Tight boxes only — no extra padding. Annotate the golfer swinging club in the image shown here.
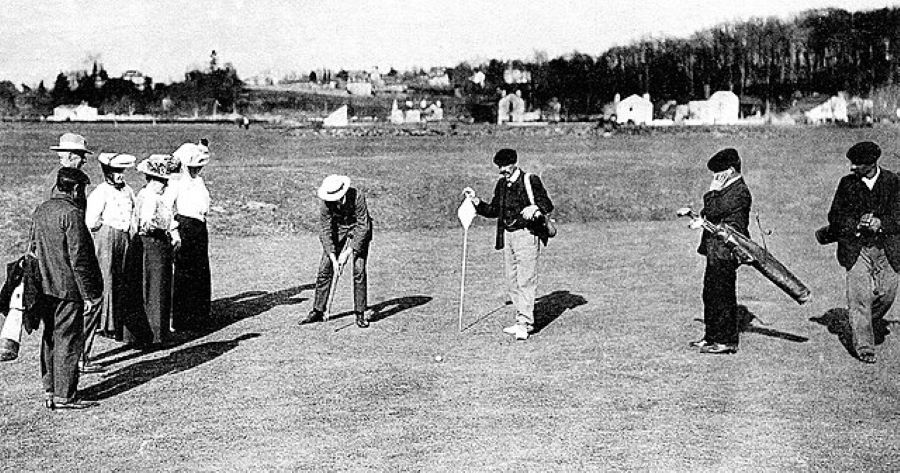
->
[463,149,553,340]
[301,175,373,328]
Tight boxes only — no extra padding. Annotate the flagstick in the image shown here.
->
[458,227,469,332]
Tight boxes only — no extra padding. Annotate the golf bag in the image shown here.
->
[680,209,811,305]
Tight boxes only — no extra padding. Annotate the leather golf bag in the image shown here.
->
[680,209,811,305]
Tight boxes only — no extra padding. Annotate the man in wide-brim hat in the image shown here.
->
[827,141,900,364]
[83,153,137,367]
[46,133,93,206]
[301,174,373,328]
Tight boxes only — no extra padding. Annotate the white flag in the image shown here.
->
[457,197,476,230]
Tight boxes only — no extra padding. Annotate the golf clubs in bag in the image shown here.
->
[677,207,811,305]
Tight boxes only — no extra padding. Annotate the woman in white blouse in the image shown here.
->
[171,142,211,331]
[84,153,135,352]
[124,155,180,346]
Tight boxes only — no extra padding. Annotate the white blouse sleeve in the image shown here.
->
[85,185,105,231]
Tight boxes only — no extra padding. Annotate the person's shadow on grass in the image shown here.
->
[736,305,808,343]
[93,284,313,365]
[81,333,260,401]
[809,307,896,357]
[329,295,433,323]
[532,290,587,334]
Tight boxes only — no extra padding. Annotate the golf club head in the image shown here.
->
[676,207,695,218]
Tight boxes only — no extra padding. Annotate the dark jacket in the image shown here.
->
[32,193,103,301]
[827,168,900,271]
[0,255,43,333]
[474,169,553,250]
[318,187,373,256]
[698,177,752,261]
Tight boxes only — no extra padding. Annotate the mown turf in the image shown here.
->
[1,123,900,471]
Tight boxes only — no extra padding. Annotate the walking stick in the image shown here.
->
[457,197,476,332]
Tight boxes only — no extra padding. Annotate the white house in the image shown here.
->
[48,102,98,122]
[707,91,739,124]
[686,91,739,125]
[497,91,526,124]
[805,95,848,123]
[615,94,652,125]
[346,82,373,96]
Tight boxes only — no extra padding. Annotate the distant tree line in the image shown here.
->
[1,51,243,118]
[449,7,900,117]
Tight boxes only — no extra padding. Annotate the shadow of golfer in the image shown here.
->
[809,308,855,355]
[532,290,587,334]
[80,333,260,401]
[330,295,433,323]
[736,305,808,343]
[93,284,313,365]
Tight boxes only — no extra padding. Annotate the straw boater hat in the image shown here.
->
[50,133,92,154]
[136,154,174,180]
[172,142,210,167]
[97,153,136,169]
[317,175,351,201]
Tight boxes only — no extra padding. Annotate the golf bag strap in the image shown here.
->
[524,172,536,207]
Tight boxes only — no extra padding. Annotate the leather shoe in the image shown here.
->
[52,399,99,411]
[858,352,876,364]
[688,339,710,348]
[355,311,369,328]
[299,310,324,325]
[700,343,737,354]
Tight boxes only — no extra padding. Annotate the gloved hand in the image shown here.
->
[688,218,703,230]
[521,204,541,221]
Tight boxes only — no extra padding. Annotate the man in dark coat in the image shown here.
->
[827,141,900,364]
[690,148,752,354]
[463,148,554,340]
[32,168,103,409]
[301,175,373,328]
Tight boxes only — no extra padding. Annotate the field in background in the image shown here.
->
[1,123,900,470]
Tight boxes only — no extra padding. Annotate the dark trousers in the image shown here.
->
[702,257,740,345]
[172,216,211,330]
[313,241,368,314]
[40,297,84,403]
[124,234,172,345]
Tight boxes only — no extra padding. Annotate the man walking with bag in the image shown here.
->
[463,149,554,340]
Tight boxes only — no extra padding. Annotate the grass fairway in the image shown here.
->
[1,123,900,470]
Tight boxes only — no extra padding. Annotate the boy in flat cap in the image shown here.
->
[690,148,752,354]
[463,148,554,340]
[826,141,900,364]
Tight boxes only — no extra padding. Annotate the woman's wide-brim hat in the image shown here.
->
[317,174,351,201]
[97,152,136,168]
[50,133,92,154]
[173,142,210,167]
[137,154,174,180]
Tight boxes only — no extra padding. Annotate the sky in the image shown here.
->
[2,0,898,87]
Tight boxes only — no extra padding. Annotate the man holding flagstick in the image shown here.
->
[463,149,554,340]
[301,175,373,328]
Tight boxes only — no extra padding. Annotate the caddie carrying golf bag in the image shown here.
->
[678,208,811,305]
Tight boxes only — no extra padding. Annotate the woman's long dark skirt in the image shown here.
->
[172,215,210,331]
[123,233,172,345]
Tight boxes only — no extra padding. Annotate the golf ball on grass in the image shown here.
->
[434,355,443,362]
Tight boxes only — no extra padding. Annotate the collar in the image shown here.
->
[506,168,521,185]
[862,166,880,190]
[721,174,743,189]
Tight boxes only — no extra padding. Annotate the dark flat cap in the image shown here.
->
[846,141,881,165]
[493,148,518,167]
[707,148,741,172]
